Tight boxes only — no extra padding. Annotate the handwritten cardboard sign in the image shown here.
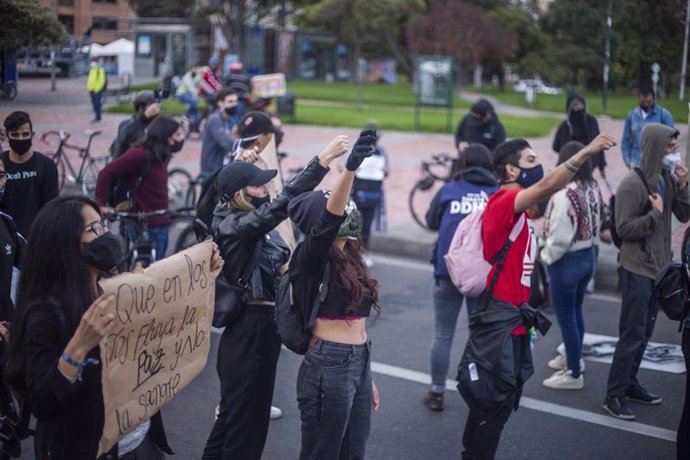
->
[250,73,287,98]
[97,241,218,455]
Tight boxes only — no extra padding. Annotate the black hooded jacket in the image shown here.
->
[454,110,506,152]
[552,93,606,171]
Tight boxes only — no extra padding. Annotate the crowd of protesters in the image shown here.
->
[0,78,689,460]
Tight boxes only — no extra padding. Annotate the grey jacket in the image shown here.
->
[616,123,690,279]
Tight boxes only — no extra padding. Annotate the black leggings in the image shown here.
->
[202,307,281,460]
[678,326,690,460]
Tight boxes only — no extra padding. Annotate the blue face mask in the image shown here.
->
[516,164,544,188]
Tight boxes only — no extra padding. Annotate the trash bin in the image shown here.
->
[277,91,295,121]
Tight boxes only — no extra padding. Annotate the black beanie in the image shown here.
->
[288,190,329,234]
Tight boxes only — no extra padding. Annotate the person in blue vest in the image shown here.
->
[423,143,499,411]
[621,86,674,168]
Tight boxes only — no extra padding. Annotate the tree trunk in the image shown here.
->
[473,64,483,88]
[383,30,412,77]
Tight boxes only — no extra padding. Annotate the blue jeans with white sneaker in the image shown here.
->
[547,248,594,378]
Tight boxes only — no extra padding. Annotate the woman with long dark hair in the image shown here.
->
[541,141,604,390]
[202,132,349,460]
[286,130,381,459]
[95,116,185,260]
[5,196,223,458]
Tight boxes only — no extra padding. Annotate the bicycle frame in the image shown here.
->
[42,130,101,185]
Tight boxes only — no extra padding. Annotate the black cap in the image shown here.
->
[237,111,276,141]
[471,100,492,118]
[134,90,155,110]
[217,161,277,201]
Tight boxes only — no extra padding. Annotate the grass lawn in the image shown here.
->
[473,86,690,123]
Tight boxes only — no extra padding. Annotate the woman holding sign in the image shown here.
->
[286,130,381,460]
[202,130,350,460]
[5,196,221,459]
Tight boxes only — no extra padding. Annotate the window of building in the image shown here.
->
[58,0,75,6]
[92,0,117,3]
[92,18,118,30]
[58,15,75,34]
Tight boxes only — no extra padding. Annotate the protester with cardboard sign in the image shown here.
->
[5,196,222,459]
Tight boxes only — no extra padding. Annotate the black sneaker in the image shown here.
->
[603,396,635,420]
[626,385,662,405]
[424,391,444,412]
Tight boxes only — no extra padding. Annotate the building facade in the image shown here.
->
[42,0,136,44]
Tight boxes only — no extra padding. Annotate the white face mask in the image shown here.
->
[662,152,682,171]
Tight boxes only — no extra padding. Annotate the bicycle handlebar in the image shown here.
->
[41,130,70,145]
[105,206,196,222]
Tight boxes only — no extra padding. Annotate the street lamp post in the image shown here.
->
[603,0,613,116]
[680,0,690,100]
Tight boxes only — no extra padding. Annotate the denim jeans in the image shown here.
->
[127,224,169,261]
[177,93,200,126]
[90,91,102,120]
[431,276,477,392]
[297,338,372,460]
[547,248,594,378]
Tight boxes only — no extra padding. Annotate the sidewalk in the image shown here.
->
[2,77,689,295]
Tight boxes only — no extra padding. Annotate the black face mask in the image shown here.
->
[224,106,237,116]
[170,140,184,153]
[250,195,270,209]
[9,138,32,155]
[83,233,124,273]
[640,104,653,113]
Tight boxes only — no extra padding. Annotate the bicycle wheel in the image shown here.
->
[53,155,66,191]
[174,221,198,253]
[408,176,443,230]
[80,160,100,198]
[168,167,192,209]
[185,180,199,207]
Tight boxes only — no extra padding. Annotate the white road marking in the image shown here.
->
[371,254,433,272]
[370,361,676,443]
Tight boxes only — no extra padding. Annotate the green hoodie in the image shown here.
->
[615,123,690,279]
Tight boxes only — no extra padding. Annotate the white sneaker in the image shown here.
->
[547,354,585,373]
[270,405,283,420]
[542,369,584,390]
[363,254,374,268]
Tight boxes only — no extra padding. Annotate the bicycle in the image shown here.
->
[168,167,202,208]
[41,130,108,197]
[408,153,456,229]
[106,207,197,270]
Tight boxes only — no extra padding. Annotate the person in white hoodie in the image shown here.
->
[541,141,604,390]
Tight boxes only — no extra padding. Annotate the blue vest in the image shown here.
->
[433,179,499,277]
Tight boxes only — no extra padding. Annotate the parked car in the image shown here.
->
[513,79,563,95]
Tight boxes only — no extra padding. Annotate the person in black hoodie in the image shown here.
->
[454,99,506,153]
[202,135,348,460]
[552,93,606,176]
[423,144,499,412]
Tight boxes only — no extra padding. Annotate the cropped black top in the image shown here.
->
[317,281,374,319]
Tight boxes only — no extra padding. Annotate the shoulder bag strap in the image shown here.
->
[306,261,331,329]
[485,213,526,300]
[131,152,153,210]
[633,167,653,196]
[237,238,263,289]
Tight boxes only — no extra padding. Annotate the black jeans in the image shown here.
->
[297,338,372,460]
[202,306,281,460]
[461,334,529,460]
[606,268,657,397]
[678,326,690,460]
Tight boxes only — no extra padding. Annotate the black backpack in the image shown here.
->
[276,261,331,355]
[652,262,690,331]
[107,152,152,210]
[609,168,653,248]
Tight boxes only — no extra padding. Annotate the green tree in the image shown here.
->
[0,0,68,48]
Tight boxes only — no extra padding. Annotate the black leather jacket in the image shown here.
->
[212,157,329,302]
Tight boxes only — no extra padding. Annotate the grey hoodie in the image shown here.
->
[616,123,690,279]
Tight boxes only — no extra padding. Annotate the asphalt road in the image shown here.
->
[16,253,684,460]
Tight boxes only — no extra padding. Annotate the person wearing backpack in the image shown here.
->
[285,130,381,460]
[201,135,349,460]
[95,117,185,260]
[603,124,690,421]
[540,141,604,390]
[423,144,498,411]
[458,133,615,460]
[110,90,162,160]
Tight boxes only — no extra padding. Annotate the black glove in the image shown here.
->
[346,129,376,171]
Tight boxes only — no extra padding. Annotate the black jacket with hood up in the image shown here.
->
[552,92,606,171]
